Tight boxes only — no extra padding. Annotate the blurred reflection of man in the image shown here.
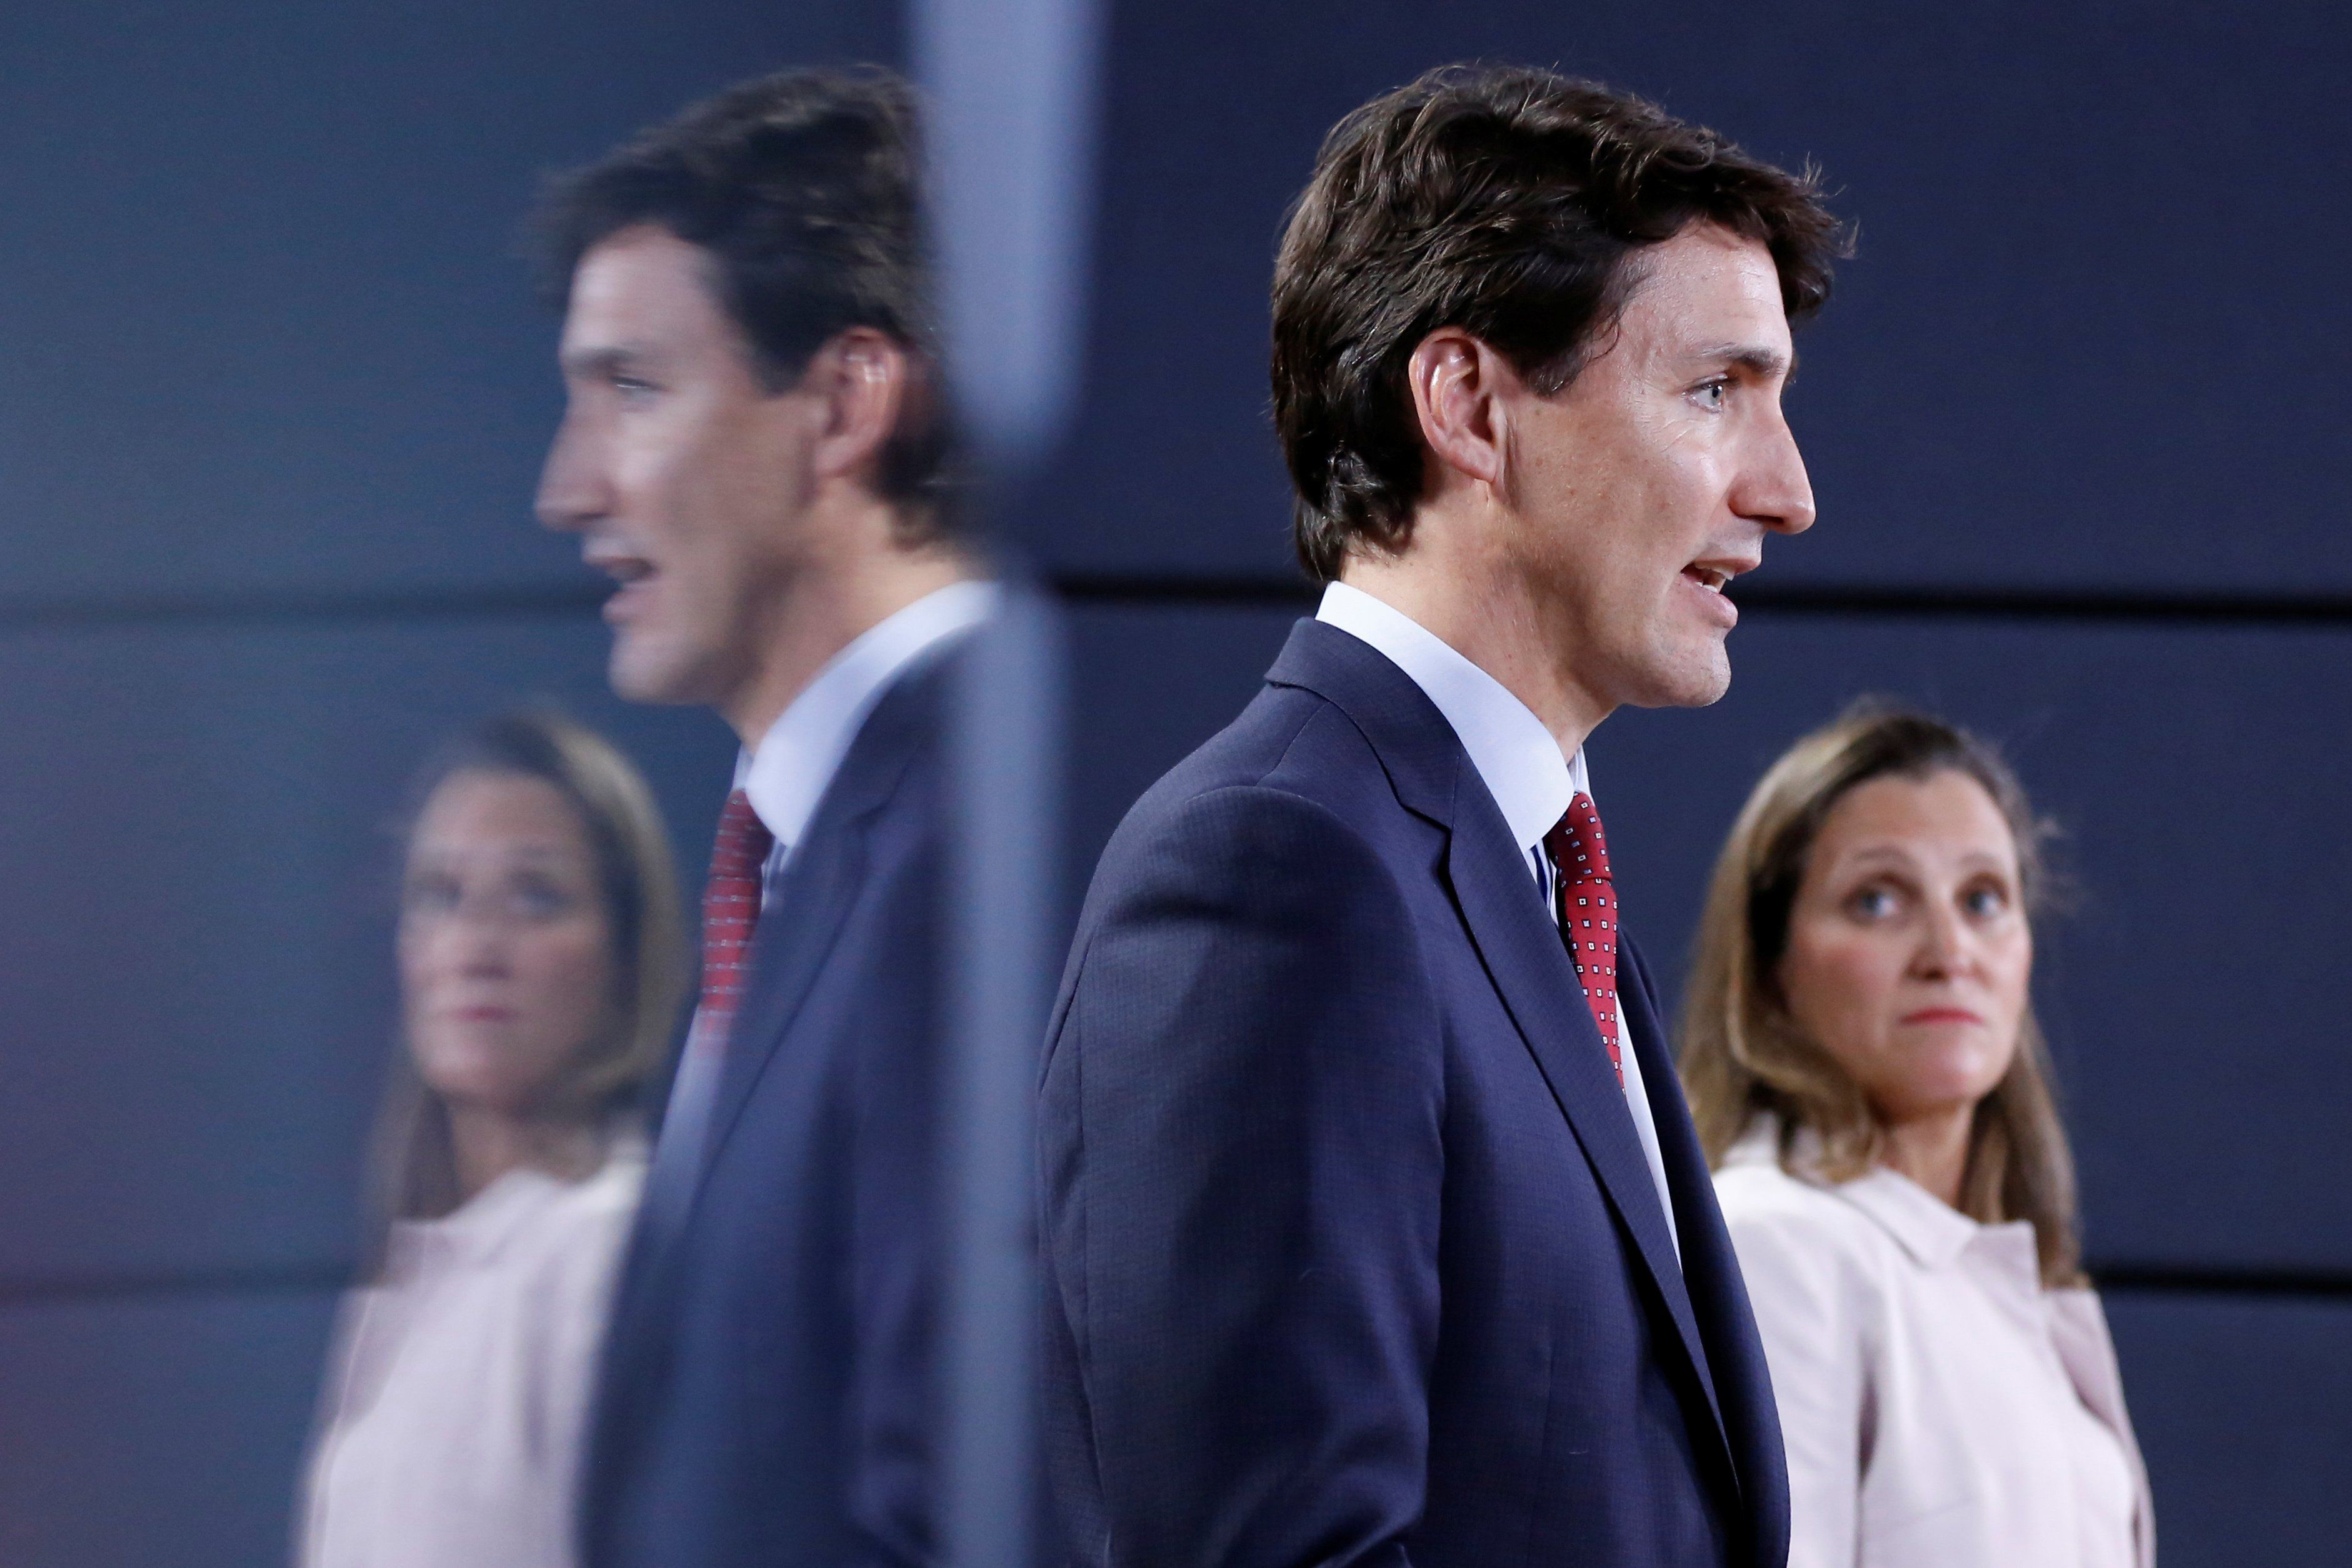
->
[1041,65,1844,1568]
[531,67,983,1568]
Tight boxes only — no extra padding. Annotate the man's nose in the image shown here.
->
[1737,416,1816,537]
[534,414,609,534]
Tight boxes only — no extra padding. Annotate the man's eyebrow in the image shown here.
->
[559,341,650,377]
[1696,342,1795,381]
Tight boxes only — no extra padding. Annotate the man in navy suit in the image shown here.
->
[1041,66,1846,1567]
[531,69,983,1568]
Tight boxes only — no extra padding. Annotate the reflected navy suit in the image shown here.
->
[583,649,956,1568]
[1039,620,1790,1568]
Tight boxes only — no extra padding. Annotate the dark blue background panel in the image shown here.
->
[0,609,731,1287]
[1590,611,2352,1278]
[1065,600,1298,890]
[2104,1289,2352,1566]
[1034,2,2352,595]
[0,1285,339,1568]
[0,1,894,606]
[8,1,2344,605]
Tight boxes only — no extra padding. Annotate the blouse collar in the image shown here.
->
[1729,1116,2039,1278]
[387,1139,644,1272]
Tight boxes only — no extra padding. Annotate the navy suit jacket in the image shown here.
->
[583,647,957,1568]
[1039,619,1789,1568]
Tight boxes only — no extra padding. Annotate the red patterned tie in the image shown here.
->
[1543,792,1622,1086]
[698,789,774,1045]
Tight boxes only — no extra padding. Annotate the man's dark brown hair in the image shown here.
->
[1272,64,1848,582]
[528,66,955,524]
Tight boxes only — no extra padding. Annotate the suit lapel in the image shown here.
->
[1615,937,1731,1437]
[679,646,941,1228]
[1444,800,1724,1434]
[1269,620,1736,1473]
[694,819,870,1187]
[591,825,872,1469]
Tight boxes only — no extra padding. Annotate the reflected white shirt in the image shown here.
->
[1714,1122,2153,1568]
[301,1149,644,1568]
[738,578,999,875]
[1314,581,1678,1258]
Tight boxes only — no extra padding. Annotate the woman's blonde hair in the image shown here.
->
[373,711,688,1229]
[1677,702,2084,1286]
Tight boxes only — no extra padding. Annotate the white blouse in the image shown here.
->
[1714,1122,2153,1568]
[299,1147,644,1568]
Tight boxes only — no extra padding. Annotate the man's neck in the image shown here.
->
[723,546,969,749]
[1339,547,1611,765]
[719,496,969,752]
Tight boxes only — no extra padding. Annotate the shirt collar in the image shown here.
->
[737,579,997,852]
[1731,1114,2026,1274]
[1315,581,1582,853]
[1834,1163,1993,1271]
[388,1141,646,1272]
[389,1165,569,1271]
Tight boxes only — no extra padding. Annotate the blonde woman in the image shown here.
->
[301,712,686,1568]
[1679,706,2152,1568]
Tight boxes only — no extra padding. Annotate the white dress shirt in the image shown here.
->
[301,1147,645,1568]
[651,579,997,1196]
[1714,1121,2153,1568]
[736,579,999,874]
[1315,581,1678,1257]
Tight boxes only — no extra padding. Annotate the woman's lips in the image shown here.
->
[1899,1006,1983,1026]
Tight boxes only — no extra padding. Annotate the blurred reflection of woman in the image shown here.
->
[1679,706,2153,1568]
[301,712,686,1568]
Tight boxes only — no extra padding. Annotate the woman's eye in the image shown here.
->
[1847,884,1898,920]
[403,876,461,916]
[1961,884,2009,919]
[509,877,577,919]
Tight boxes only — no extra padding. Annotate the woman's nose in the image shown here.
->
[1911,906,1967,977]
[442,907,517,973]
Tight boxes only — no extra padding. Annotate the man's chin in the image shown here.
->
[609,639,710,707]
[1625,642,1732,711]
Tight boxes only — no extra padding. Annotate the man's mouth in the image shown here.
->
[1679,556,1756,629]
[586,551,657,622]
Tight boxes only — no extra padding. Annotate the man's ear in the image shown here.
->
[1406,327,1515,490]
[804,327,911,485]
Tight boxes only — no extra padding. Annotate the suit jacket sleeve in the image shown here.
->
[1044,784,1444,1568]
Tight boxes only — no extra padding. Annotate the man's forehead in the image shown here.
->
[1621,224,1793,356]
[561,224,728,351]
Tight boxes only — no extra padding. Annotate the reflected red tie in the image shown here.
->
[699,789,774,1046]
[1543,792,1622,1087]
